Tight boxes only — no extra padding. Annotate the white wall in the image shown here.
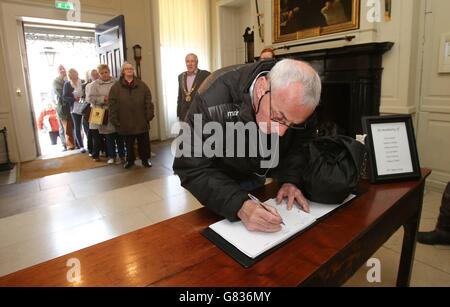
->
[216,0,252,67]
[416,0,450,191]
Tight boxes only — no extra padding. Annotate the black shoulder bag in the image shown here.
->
[301,135,366,204]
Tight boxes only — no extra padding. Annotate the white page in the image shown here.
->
[307,194,356,219]
[209,203,316,259]
[265,194,355,220]
[209,194,356,259]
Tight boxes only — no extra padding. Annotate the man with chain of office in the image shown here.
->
[177,53,211,121]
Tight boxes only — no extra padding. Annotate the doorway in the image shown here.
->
[23,21,98,159]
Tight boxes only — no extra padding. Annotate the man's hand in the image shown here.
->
[237,200,283,233]
[276,183,309,212]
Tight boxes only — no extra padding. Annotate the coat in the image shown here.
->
[109,77,154,136]
[177,69,211,120]
[52,77,70,120]
[37,108,59,132]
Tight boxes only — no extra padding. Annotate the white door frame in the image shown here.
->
[0,1,115,162]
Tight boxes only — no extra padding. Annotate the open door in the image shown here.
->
[95,15,127,79]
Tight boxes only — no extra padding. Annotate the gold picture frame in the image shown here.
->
[273,0,360,43]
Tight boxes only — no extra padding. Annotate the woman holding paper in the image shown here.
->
[88,64,125,163]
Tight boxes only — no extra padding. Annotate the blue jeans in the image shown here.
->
[105,133,125,159]
[71,113,84,149]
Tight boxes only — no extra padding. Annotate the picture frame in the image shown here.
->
[362,115,421,183]
[273,0,360,43]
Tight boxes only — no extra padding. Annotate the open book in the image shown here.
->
[208,195,356,259]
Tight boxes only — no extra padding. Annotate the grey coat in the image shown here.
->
[109,77,154,136]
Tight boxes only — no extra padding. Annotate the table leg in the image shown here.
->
[396,186,424,287]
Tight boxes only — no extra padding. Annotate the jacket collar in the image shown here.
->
[120,77,138,88]
[98,78,115,85]
[239,59,277,124]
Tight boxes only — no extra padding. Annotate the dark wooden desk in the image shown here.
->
[0,169,431,287]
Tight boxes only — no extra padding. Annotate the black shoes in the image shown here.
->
[142,160,152,168]
[417,230,450,245]
[123,162,135,169]
[124,161,152,169]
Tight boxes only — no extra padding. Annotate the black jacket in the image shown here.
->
[177,69,211,120]
[173,60,317,221]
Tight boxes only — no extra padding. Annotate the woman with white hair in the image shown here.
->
[109,62,155,169]
[88,64,124,164]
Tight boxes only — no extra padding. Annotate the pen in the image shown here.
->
[248,193,285,226]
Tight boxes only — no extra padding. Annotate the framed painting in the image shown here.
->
[273,0,360,43]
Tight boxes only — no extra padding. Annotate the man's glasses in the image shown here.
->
[255,83,309,131]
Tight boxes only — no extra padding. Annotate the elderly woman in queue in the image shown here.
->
[109,62,155,169]
[88,64,125,164]
[63,68,85,153]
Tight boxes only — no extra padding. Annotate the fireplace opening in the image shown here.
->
[317,82,351,137]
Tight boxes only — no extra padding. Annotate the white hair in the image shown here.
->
[186,53,198,63]
[267,59,321,108]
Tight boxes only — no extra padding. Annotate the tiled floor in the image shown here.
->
[345,189,450,286]
[0,141,449,285]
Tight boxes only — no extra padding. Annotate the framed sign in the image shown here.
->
[273,0,360,43]
[362,115,421,183]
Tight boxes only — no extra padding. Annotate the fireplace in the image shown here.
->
[286,42,394,137]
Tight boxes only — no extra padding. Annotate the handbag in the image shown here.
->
[89,107,109,125]
[72,99,89,115]
[300,135,366,204]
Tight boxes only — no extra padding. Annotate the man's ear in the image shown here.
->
[256,76,268,98]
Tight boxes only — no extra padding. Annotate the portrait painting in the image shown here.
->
[274,0,360,43]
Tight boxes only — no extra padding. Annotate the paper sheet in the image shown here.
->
[209,194,356,259]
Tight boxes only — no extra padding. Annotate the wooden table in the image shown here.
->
[0,169,431,287]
